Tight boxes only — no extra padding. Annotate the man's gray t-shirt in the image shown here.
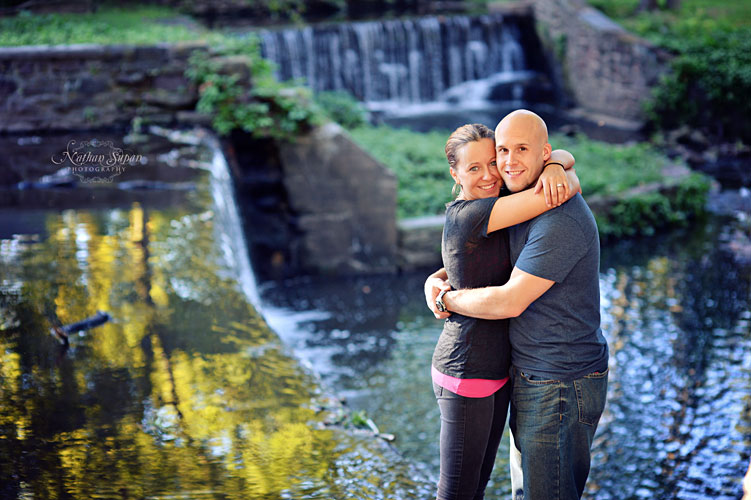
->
[508,193,609,381]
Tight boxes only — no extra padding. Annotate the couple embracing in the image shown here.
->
[424,110,609,500]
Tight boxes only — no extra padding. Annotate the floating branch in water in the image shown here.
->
[49,310,111,346]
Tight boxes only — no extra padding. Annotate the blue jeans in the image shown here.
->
[509,367,608,500]
[433,382,510,500]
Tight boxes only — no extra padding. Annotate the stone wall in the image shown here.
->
[224,124,398,279]
[0,43,205,133]
[511,0,671,124]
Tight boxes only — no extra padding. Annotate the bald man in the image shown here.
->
[425,110,609,500]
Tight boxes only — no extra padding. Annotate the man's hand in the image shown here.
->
[425,274,451,319]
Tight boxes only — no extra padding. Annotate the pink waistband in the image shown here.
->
[431,365,508,398]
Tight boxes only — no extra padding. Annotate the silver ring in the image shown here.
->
[556,183,564,188]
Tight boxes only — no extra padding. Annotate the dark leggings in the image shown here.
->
[434,382,511,500]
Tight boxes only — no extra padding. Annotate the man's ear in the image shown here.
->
[542,142,552,162]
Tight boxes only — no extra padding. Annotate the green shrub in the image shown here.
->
[644,27,751,143]
[595,173,710,239]
[314,91,368,129]
[185,37,323,140]
[587,1,751,144]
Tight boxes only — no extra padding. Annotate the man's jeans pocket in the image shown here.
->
[574,369,609,426]
[519,372,558,384]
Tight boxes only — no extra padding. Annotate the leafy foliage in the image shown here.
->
[314,91,369,129]
[588,0,751,143]
[185,37,323,139]
[595,173,711,239]
[644,27,751,142]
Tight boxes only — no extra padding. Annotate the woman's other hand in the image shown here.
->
[535,163,569,207]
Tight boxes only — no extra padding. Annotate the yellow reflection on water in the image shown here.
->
[0,203,342,498]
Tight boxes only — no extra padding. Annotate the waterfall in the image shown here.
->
[258,14,537,109]
[203,131,262,310]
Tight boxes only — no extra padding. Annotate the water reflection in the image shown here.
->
[260,217,751,499]
[0,130,434,499]
[593,220,751,500]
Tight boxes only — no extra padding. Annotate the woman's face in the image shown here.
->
[451,138,501,200]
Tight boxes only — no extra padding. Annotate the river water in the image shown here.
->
[258,216,751,499]
[0,129,433,499]
[0,128,749,499]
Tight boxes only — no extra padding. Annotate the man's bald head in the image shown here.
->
[495,109,549,147]
[494,109,552,193]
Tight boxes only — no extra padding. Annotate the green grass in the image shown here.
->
[588,0,751,29]
[0,6,209,47]
[550,133,667,196]
[349,125,672,219]
[587,0,751,52]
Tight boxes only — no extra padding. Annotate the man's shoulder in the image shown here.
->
[528,194,589,222]
[527,195,597,236]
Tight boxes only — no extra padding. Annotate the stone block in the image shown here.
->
[152,73,191,93]
[142,88,197,110]
[397,216,444,270]
[76,75,111,94]
[116,72,147,86]
[133,45,171,64]
[276,122,398,275]
[176,110,214,126]
[169,42,209,60]
[0,78,18,99]
[531,0,668,122]
[297,212,355,271]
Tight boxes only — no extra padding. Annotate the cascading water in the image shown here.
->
[258,14,549,116]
